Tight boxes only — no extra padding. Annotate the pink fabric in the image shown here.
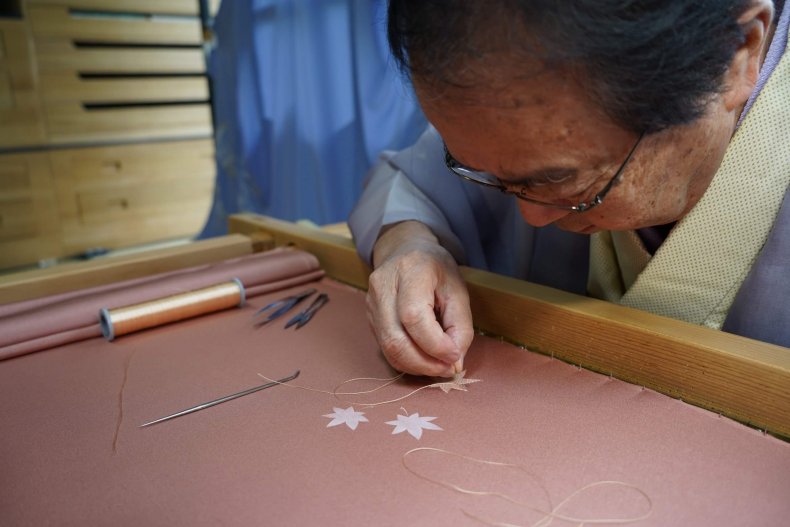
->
[0,277,788,526]
[0,248,324,360]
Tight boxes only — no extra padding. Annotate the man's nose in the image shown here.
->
[516,200,570,227]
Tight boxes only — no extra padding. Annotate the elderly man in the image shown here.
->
[349,0,789,377]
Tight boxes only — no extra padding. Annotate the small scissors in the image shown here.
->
[284,293,329,329]
[253,288,316,326]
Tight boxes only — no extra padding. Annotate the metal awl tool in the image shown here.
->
[140,370,300,428]
[284,293,329,329]
[253,288,316,326]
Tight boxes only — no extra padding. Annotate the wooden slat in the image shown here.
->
[53,138,215,185]
[0,160,37,240]
[35,42,206,74]
[0,72,12,109]
[0,20,36,90]
[43,102,212,143]
[32,35,209,142]
[0,21,45,148]
[25,0,200,16]
[28,5,202,45]
[0,107,46,148]
[50,138,215,254]
[40,74,208,103]
[24,9,208,145]
[0,152,61,269]
[227,213,790,438]
[0,234,253,304]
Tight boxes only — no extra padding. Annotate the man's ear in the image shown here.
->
[722,0,774,112]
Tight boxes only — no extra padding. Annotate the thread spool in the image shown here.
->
[100,278,245,341]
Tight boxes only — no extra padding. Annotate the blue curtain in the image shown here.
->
[199,0,427,237]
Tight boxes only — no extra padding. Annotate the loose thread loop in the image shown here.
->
[257,372,404,402]
[257,371,476,408]
[401,447,652,527]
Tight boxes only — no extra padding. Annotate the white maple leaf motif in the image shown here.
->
[323,406,369,430]
[386,412,442,440]
[429,370,482,394]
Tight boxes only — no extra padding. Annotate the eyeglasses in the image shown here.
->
[444,132,644,212]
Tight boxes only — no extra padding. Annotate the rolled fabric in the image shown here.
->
[0,248,324,360]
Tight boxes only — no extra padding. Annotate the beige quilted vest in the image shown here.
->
[588,32,790,329]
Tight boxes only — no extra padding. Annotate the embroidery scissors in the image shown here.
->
[253,288,316,326]
[284,293,329,329]
[140,370,300,428]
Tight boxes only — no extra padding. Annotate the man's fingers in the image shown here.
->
[365,234,472,378]
[376,328,455,377]
[366,274,454,377]
[397,274,461,365]
[368,299,454,376]
[437,284,474,363]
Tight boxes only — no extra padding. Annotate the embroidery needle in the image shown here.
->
[139,370,300,428]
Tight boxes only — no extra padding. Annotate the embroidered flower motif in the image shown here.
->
[429,370,481,394]
[386,412,442,440]
[323,406,369,430]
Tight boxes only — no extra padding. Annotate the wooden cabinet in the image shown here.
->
[0,0,214,270]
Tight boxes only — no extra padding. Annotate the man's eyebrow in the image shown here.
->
[501,167,579,185]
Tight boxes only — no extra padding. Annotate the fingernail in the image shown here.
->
[453,359,463,374]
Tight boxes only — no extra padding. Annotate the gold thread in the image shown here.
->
[101,279,244,341]
[257,372,406,406]
[402,447,652,526]
[256,372,477,408]
[258,371,479,408]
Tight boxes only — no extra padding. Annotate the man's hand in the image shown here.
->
[367,221,474,377]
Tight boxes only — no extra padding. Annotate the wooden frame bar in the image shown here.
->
[229,213,790,438]
[0,233,254,303]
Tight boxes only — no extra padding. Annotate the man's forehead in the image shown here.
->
[416,66,634,179]
[413,66,576,110]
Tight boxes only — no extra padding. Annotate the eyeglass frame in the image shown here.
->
[443,131,645,212]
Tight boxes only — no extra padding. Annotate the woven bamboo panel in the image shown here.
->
[40,74,208,103]
[25,0,200,16]
[35,39,206,73]
[27,2,211,144]
[28,5,202,45]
